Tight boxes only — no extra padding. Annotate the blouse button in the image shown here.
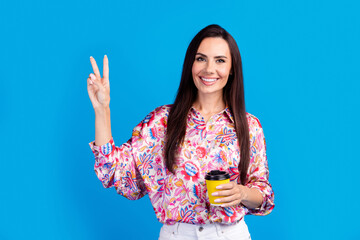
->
[199,226,204,232]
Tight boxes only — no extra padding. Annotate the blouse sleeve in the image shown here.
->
[89,111,158,200]
[245,117,275,215]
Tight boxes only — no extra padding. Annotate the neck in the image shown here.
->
[193,92,226,115]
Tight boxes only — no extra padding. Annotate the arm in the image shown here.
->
[94,106,112,146]
[239,185,263,209]
[87,55,112,146]
[244,118,275,215]
[87,56,146,200]
[89,136,147,200]
[212,117,275,214]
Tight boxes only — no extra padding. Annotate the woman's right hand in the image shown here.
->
[87,55,110,110]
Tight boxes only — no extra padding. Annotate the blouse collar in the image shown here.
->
[189,106,234,123]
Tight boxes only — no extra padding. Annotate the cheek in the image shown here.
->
[218,69,230,79]
[191,67,196,77]
[191,64,201,88]
[218,64,232,78]
[192,63,201,76]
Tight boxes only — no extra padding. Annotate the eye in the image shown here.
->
[196,57,206,62]
[216,59,225,63]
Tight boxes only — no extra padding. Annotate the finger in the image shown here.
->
[87,77,99,96]
[87,77,99,91]
[89,73,102,89]
[220,200,241,208]
[87,77,93,85]
[90,56,101,79]
[103,55,109,79]
[87,78,95,95]
[212,189,235,197]
[214,195,239,204]
[216,182,236,190]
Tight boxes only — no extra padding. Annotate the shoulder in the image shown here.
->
[154,104,172,115]
[246,112,263,132]
[141,104,172,126]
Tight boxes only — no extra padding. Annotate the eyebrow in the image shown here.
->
[196,52,228,59]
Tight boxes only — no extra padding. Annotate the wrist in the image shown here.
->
[94,106,110,116]
[239,185,249,204]
[240,186,263,209]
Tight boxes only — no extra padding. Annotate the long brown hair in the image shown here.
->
[165,24,250,185]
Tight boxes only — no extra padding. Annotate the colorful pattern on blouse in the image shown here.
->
[89,105,274,225]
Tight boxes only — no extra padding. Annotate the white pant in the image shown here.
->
[158,218,251,240]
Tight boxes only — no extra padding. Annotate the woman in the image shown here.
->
[87,24,274,240]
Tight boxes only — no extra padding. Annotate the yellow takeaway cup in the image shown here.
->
[205,170,230,206]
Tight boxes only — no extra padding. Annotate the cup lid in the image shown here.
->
[205,170,230,180]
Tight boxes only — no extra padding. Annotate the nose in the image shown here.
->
[205,60,215,74]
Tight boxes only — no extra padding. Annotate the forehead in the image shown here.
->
[197,37,231,56]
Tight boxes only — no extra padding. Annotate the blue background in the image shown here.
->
[1,0,359,239]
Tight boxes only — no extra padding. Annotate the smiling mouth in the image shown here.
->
[200,77,219,83]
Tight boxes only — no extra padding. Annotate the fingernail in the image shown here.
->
[90,56,93,59]
[90,73,96,80]
[89,80,93,85]
[216,186,222,189]
[221,204,226,207]
[212,192,218,196]
[214,199,221,203]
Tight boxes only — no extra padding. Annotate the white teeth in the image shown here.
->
[201,77,217,82]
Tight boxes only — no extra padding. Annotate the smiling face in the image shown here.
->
[192,37,232,99]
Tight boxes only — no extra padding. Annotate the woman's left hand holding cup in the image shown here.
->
[212,182,247,207]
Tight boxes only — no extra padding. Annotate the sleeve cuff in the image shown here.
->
[247,184,267,211]
[89,138,115,156]
[245,183,274,215]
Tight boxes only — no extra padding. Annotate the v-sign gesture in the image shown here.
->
[87,55,110,110]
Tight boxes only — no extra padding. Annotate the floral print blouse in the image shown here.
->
[89,105,274,225]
